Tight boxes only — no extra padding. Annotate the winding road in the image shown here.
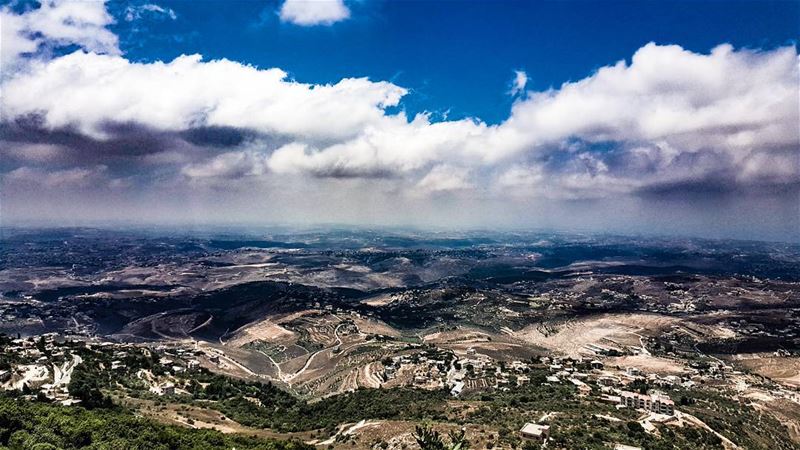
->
[285,322,346,383]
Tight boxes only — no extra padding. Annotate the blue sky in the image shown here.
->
[107,0,800,124]
[0,0,798,241]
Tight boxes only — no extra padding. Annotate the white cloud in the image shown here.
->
[509,70,528,96]
[182,150,270,179]
[505,44,798,152]
[1,9,39,68]
[266,116,488,177]
[124,3,177,21]
[279,0,350,26]
[0,0,118,69]
[415,165,472,194]
[261,45,798,193]
[2,52,406,141]
[496,165,544,191]
[0,3,796,203]
[489,43,800,196]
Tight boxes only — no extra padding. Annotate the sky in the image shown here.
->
[0,0,798,241]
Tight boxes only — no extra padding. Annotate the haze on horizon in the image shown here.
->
[0,0,798,242]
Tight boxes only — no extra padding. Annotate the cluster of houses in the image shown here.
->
[546,355,720,393]
[0,334,83,404]
[0,334,210,401]
[382,344,712,410]
[3,333,62,364]
[446,349,540,396]
[380,347,542,395]
[382,351,451,389]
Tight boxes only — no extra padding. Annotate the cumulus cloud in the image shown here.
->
[497,43,799,195]
[2,41,797,200]
[265,116,488,178]
[505,44,798,151]
[279,0,350,26]
[0,0,797,237]
[2,52,405,141]
[0,0,118,69]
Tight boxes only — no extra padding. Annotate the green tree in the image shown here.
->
[413,425,469,450]
[67,365,110,408]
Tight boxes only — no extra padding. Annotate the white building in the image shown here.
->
[520,423,550,441]
[620,391,674,415]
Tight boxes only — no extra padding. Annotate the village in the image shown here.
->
[1,322,800,449]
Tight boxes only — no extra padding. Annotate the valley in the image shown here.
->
[1,228,799,449]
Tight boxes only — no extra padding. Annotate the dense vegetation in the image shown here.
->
[6,341,797,449]
[144,363,794,449]
[0,396,312,450]
[66,364,111,409]
[63,347,448,434]
[178,367,799,449]
[188,371,449,432]
[413,425,469,450]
